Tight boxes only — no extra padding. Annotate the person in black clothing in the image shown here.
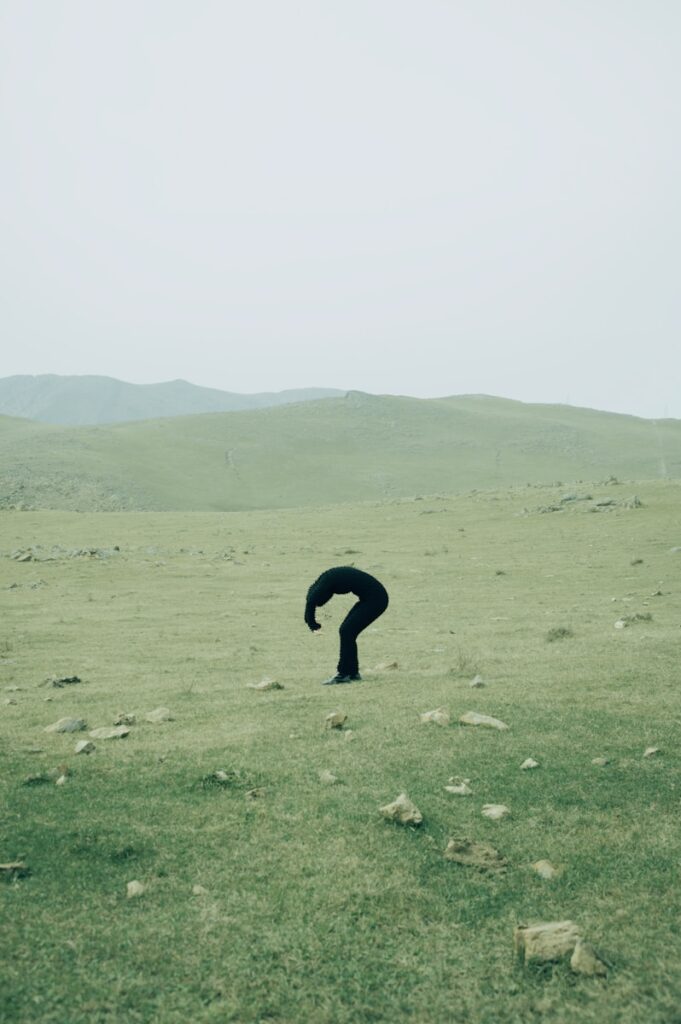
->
[305,566,389,684]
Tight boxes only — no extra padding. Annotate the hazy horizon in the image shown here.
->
[2,1,679,419]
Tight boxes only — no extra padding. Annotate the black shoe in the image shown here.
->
[350,673,362,681]
[321,674,354,685]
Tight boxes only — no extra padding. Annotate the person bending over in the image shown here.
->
[305,566,389,685]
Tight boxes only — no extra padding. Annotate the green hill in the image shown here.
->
[0,393,679,512]
[0,374,345,425]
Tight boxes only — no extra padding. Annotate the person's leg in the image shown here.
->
[337,596,387,677]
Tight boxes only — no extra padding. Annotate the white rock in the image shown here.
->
[444,781,472,796]
[325,711,347,730]
[192,884,209,896]
[515,920,581,964]
[459,711,509,731]
[591,756,609,767]
[444,838,507,872]
[247,677,284,691]
[75,740,95,754]
[482,803,510,820]
[126,880,145,899]
[145,707,173,724]
[89,725,130,740]
[643,746,661,758]
[531,859,560,880]
[55,774,68,786]
[570,938,608,976]
[469,675,485,688]
[379,793,423,825]
[344,730,355,741]
[520,758,540,770]
[614,619,627,629]
[419,707,450,726]
[319,770,339,785]
[44,717,87,734]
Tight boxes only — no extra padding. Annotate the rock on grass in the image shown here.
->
[379,793,423,825]
[459,711,509,731]
[443,838,507,872]
[514,921,581,964]
[44,718,87,734]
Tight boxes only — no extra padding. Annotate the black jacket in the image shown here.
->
[304,566,388,630]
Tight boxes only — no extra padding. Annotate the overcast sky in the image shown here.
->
[1,1,679,418]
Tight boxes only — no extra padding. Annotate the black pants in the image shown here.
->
[337,592,389,676]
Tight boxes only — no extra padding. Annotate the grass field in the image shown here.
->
[2,393,680,512]
[2,479,681,1022]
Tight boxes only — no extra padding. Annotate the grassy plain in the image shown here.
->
[2,393,680,511]
[2,479,681,1023]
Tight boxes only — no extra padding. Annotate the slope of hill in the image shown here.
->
[0,393,679,512]
[0,374,345,424]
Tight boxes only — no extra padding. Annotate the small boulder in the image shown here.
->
[459,711,509,731]
[145,707,173,724]
[114,713,136,726]
[419,707,450,726]
[379,793,423,825]
[520,757,540,770]
[643,746,661,758]
[444,780,472,796]
[515,920,581,964]
[247,677,284,691]
[591,757,609,767]
[318,770,339,785]
[44,717,87,734]
[75,740,96,754]
[192,884,209,896]
[126,880,145,899]
[325,711,347,730]
[444,838,507,872]
[531,860,561,880]
[89,725,130,740]
[482,803,510,820]
[570,938,609,976]
[469,675,485,688]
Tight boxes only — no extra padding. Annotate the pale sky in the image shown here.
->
[1,1,679,418]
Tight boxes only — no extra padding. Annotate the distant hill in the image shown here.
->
[0,393,679,513]
[0,374,346,425]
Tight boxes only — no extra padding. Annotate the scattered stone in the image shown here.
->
[591,757,609,767]
[89,726,130,740]
[514,921,581,964]
[379,793,423,826]
[570,938,609,976]
[55,774,68,786]
[44,675,82,688]
[114,713,136,726]
[532,860,561,880]
[245,787,265,800]
[192,884,209,896]
[199,768,246,789]
[22,772,51,786]
[482,803,510,820]
[44,717,87,734]
[459,711,509,731]
[419,706,450,726]
[344,730,355,742]
[75,740,96,754]
[643,746,661,758]
[247,678,284,691]
[614,619,627,630]
[319,770,339,785]
[145,707,173,724]
[325,711,347,730]
[0,862,30,880]
[126,880,145,899]
[469,674,485,688]
[444,779,472,796]
[520,758,540,770]
[444,838,507,872]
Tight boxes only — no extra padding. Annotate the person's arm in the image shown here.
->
[304,574,334,631]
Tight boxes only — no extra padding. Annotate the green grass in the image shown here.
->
[2,480,681,1022]
[1,392,680,511]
